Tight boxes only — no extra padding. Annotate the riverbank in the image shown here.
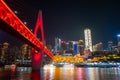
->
[52,62,120,68]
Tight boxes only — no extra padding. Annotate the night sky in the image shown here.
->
[1,0,120,48]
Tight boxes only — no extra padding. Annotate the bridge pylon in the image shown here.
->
[32,11,45,70]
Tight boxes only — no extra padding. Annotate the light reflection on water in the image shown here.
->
[43,65,120,80]
[0,65,120,80]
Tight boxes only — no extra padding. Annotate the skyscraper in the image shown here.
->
[78,39,84,55]
[54,37,61,53]
[117,34,120,52]
[73,41,78,56]
[84,28,92,51]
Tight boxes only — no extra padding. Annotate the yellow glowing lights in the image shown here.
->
[53,55,84,63]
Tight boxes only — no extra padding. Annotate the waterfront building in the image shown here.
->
[84,28,92,51]
[54,37,61,53]
[27,46,31,59]
[66,41,73,52]
[60,40,67,55]
[117,34,120,52]
[98,42,103,51]
[73,41,79,56]
[92,42,104,51]
[107,41,113,51]
[61,41,73,56]
[21,43,30,60]
[78,40,84,55]
[93,45,97,51]
[1,42,9,60]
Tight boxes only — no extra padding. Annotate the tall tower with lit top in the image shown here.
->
[84,28,92,51]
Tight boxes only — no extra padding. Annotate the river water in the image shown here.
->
[0,65,120,80]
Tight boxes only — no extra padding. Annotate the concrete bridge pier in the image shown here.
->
[32,48,43,71]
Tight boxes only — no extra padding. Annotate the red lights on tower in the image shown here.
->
[34,11,44,45]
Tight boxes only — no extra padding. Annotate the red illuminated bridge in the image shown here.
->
[0,0,54,70]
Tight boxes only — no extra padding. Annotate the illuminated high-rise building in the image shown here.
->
[108,41,113,51]
[117,34,120,52]
[54,37,61,52]
[117,34,120,45]
[73,41,78,56]
[78,39,84,55]
[84,28,92,51]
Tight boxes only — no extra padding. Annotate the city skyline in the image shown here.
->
[1,1,120,80]
[0,0,120,47]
